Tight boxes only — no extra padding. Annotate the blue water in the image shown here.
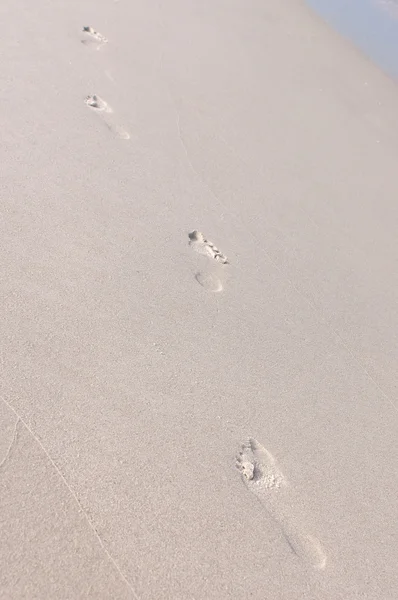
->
[306,0,398,79]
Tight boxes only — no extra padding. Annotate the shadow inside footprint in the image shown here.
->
[85,95,111,112]
[189,230,229,264]
[82,26,108,45]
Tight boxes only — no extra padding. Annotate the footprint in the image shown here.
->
[85,94,112,112]
[82,26,108,47]
[237,438,286,491]
[195,272,223,293]
[236,439,326,571]
[85,96,129,140]
[188,230,229,264]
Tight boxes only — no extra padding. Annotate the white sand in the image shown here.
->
[1,0,398,598]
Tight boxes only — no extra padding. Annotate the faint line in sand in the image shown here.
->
[0,417,20,471]
[0,395,140,600]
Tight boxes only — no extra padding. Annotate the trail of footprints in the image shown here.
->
[186,231,327,567]
[81,25,226,284]
[81,26,129,139]
[237,439,327,571]
[79,21,325,575]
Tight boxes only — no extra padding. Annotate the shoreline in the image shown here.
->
[307,0,398,79]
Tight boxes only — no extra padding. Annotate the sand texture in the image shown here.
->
[1,0,398,598]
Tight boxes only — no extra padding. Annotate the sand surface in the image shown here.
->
[1,0,398,598]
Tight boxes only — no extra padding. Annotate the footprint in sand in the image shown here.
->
[188,230,228,293]
[237,438,286,490]
[82,26,108,49]
[236,438,327,571]
[189,230,229,264]
[85,94,112,113]
[85,95,130,140]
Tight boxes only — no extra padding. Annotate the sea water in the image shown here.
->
[306,0,398,78]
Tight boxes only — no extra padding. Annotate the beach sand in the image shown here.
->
[1,0,398,598]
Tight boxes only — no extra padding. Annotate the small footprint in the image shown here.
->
[85,95,112,113]
[188,230,229,264]
[236,439,326,571]
[85,96,130,140]
[82,26,108,47]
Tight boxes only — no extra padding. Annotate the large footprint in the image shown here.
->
[236,439,327,571]
[237,438,286,490]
